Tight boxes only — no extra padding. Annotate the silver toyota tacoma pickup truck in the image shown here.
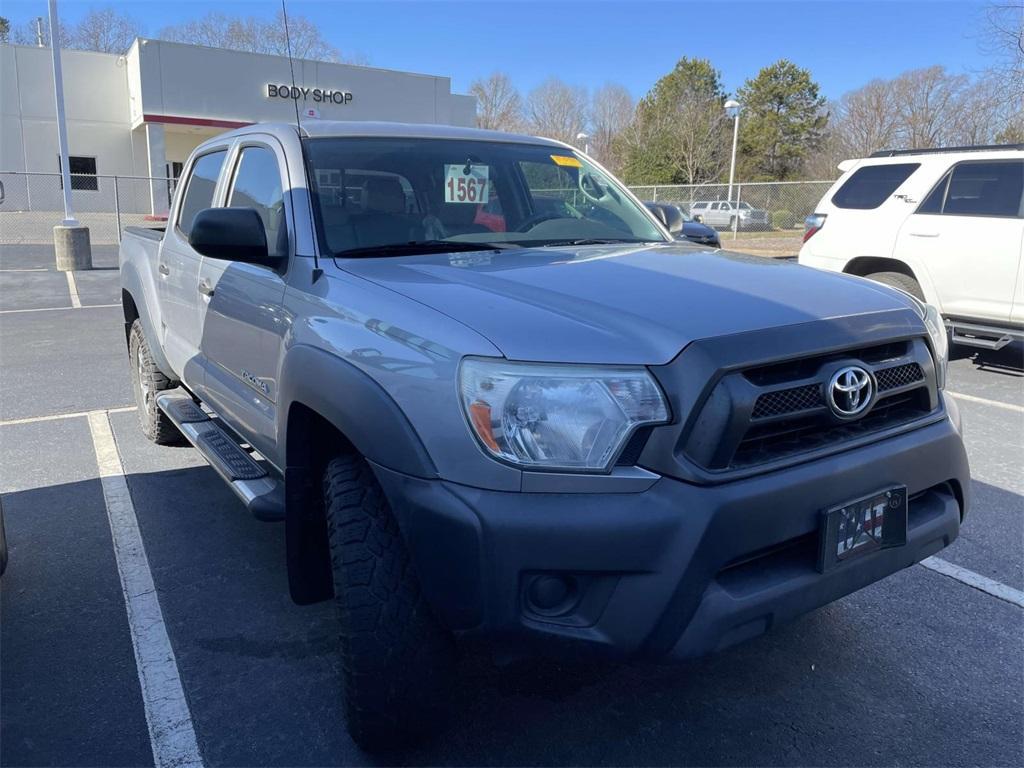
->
[119,121,969,749]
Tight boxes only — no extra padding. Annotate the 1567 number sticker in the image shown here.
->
[444,164,489,204]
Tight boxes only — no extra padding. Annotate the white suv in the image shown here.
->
[799,145,1024,350]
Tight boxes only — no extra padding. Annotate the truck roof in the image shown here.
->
[219,120,569,148]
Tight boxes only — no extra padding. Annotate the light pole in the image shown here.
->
[575,132,590,156]
[725,99,741,204]
[48,0,91,270]
[49,0,76,228]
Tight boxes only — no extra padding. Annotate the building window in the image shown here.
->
[57,156,99,191]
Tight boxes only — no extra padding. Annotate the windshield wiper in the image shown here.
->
[333,240,519,259]
[538,238,650,247]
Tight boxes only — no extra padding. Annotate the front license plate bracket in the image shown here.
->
[817,486,908,573]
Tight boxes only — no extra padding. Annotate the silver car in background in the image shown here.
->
[690,199,770,231]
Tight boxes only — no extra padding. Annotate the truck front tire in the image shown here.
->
[128,320,181,444]
[323,454,456,750]
[865,271,925,301]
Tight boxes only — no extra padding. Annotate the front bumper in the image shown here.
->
[372,398,968,661]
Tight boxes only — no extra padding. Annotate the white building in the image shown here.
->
[0,38,476,216]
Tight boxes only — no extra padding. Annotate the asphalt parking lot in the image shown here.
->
[1,243,1022,767]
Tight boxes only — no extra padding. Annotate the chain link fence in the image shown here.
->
[629,180,835,255]
[0,172,178,245]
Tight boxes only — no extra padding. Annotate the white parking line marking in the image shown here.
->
[920,556,1024,609]
[87,410,204,768]
[0,267,49,272]
[0,405,135,427]
[65,270,82,309]
[0,302,119,314]
[947,391,1024,414]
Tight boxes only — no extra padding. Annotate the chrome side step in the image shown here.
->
[156,392,284,521]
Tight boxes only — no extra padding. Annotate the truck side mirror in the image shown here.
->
[189,208,281,266]
[645,203,669,227]
[663,207,684,235]
[693,214,703,224]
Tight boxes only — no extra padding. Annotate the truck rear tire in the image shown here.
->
[865,271,925,301]
[323,454,455,751]
[129,320,181,444]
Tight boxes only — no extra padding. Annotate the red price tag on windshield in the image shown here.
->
[444,164,489,204]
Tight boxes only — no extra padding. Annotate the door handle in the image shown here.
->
[158,262,170,275]
[909,232,939,238]
[198,279,214,297]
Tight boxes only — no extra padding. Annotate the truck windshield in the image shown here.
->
[304,137,667,257]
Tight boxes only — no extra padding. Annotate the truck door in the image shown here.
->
[195,140,290,459]
[894,159,1024,323]
[157,149,228,384]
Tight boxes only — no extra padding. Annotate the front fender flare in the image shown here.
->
[278,344,437,479]
[278,345,438,604]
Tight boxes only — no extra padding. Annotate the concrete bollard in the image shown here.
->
[54,225,92,271]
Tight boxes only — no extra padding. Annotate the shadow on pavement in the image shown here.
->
[3,464,1021,767]
[951,340,1023,376]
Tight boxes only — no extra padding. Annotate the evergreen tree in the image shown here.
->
[736,60,827,180]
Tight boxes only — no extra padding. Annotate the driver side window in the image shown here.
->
[227,146,288,259]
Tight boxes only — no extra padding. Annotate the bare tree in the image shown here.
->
[159,10,361,63]
[980,2,1024,91]
[590,83,633,172]
[10,7,138,51]
[799,125,848,179]
[891,66,970,148]
[74,8,142,53]
[10,15,71,47]
[831,79,901,157]
[470,72,523,131]
[525,78,589,146]
[951,74,1014,143]
[670,91,729,184]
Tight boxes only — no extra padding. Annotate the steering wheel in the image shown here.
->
[579,172,612,203]
[514,212,563,233]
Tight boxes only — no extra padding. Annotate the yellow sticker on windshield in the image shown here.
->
[551,155,582,168]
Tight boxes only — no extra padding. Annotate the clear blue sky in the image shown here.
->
[3,0,998,100]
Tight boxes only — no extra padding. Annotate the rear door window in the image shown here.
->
[831,163,920,209]
[178,150,227,237]
[941,161,1023,217]
[917,172,950,214]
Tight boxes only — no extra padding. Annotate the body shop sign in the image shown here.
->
[267,84,353,105]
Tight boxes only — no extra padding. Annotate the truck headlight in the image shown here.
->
[922,303,948,389]
[459,358,670,472]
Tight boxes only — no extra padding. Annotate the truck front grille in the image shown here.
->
[751,383,823,419]
[677,338,940,473]
[876,362,924,391]
[733,389,930,468]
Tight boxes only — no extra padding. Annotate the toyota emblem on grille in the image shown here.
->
[827,365,874,418]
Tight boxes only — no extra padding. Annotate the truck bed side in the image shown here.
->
[119,226,174,376]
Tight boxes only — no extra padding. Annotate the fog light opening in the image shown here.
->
[526,574,579,616]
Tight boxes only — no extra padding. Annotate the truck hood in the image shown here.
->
[339,243,919,364]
